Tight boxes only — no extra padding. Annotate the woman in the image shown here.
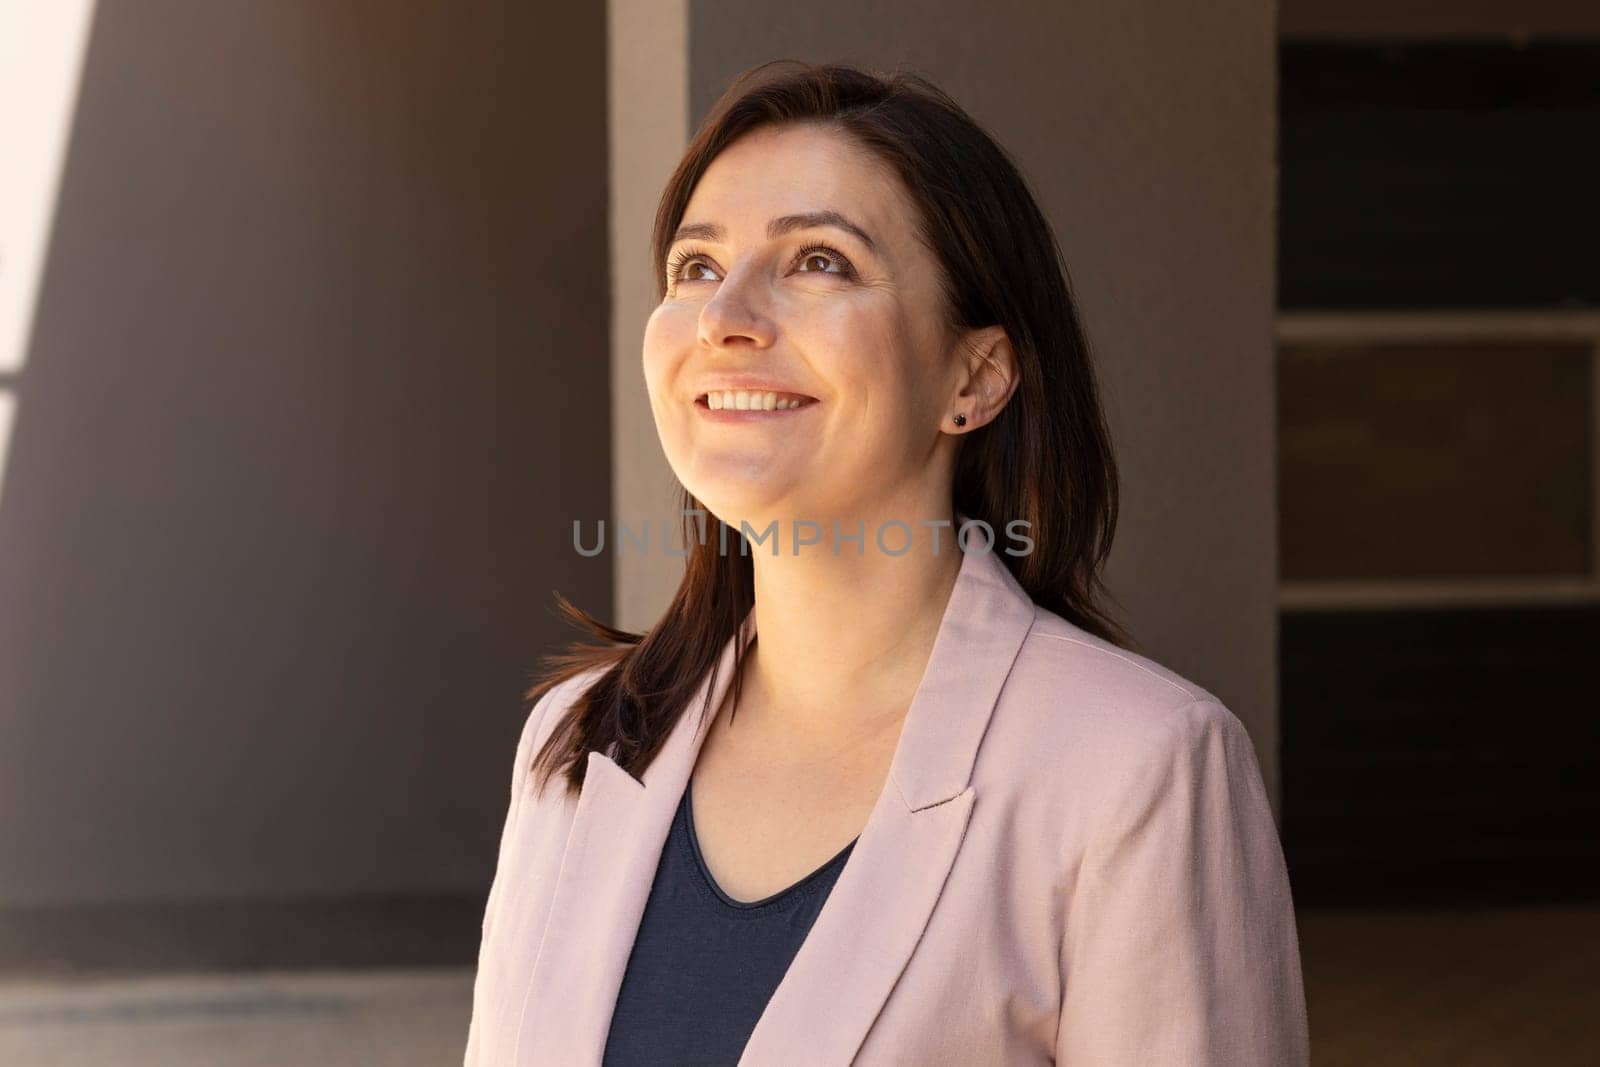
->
[466,61,1309,1066]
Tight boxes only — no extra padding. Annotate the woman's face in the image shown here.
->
[643,122,971,534]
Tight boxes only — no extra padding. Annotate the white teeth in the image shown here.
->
[704,389,813,411]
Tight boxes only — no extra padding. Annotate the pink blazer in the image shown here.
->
[465,542,1310,1065]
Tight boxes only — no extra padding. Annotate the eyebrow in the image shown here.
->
[670,211,879,254]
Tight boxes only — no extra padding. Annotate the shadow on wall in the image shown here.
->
[0,0,610,970]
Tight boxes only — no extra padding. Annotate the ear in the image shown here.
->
[946,324,1019,433]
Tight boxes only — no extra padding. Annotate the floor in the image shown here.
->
[0,969,473,1067]
[1300,904,1600,1066]
[1,906,1596,1065]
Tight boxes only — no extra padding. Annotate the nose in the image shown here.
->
[696,263,777,351]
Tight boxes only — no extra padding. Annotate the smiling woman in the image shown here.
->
[465,61,1308,1066]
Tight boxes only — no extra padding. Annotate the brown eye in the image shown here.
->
[794,244,853,277]
[662,246,720,286]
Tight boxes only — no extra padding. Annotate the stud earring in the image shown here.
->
[952,413,967,427]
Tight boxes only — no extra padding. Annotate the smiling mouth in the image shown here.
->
[696,389,820,411]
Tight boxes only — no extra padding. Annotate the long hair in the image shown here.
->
[526,61,1130,800]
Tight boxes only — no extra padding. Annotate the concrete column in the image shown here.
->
[609,0,691,632]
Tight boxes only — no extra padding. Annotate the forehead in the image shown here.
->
[683,123,914,245]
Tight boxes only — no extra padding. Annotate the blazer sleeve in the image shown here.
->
[1054,698,1310,1065]
[463,676,575,1067]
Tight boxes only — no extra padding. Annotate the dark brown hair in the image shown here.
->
[525,61,1130,800]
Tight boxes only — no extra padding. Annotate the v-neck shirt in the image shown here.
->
[600,777,859,1065]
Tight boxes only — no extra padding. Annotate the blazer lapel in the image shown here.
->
[739,537,1037,1065]
[513,610,749,1063]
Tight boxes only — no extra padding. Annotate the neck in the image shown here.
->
[735,500,964,741]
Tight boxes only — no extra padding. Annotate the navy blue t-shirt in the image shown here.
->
[600,776,858,1065]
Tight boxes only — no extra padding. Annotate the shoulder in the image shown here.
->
[979,606,1250,814]
[518,663,611,755]
[1020,608,1221,710]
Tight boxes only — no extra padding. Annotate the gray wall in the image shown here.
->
[0,1,609,918]
[669,0,1284,812]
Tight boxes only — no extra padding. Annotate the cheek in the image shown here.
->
[808,301,940,431]
[642,302,698,392]
[790,294,913,393]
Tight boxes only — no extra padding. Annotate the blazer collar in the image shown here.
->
[515,531,1038,1064]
